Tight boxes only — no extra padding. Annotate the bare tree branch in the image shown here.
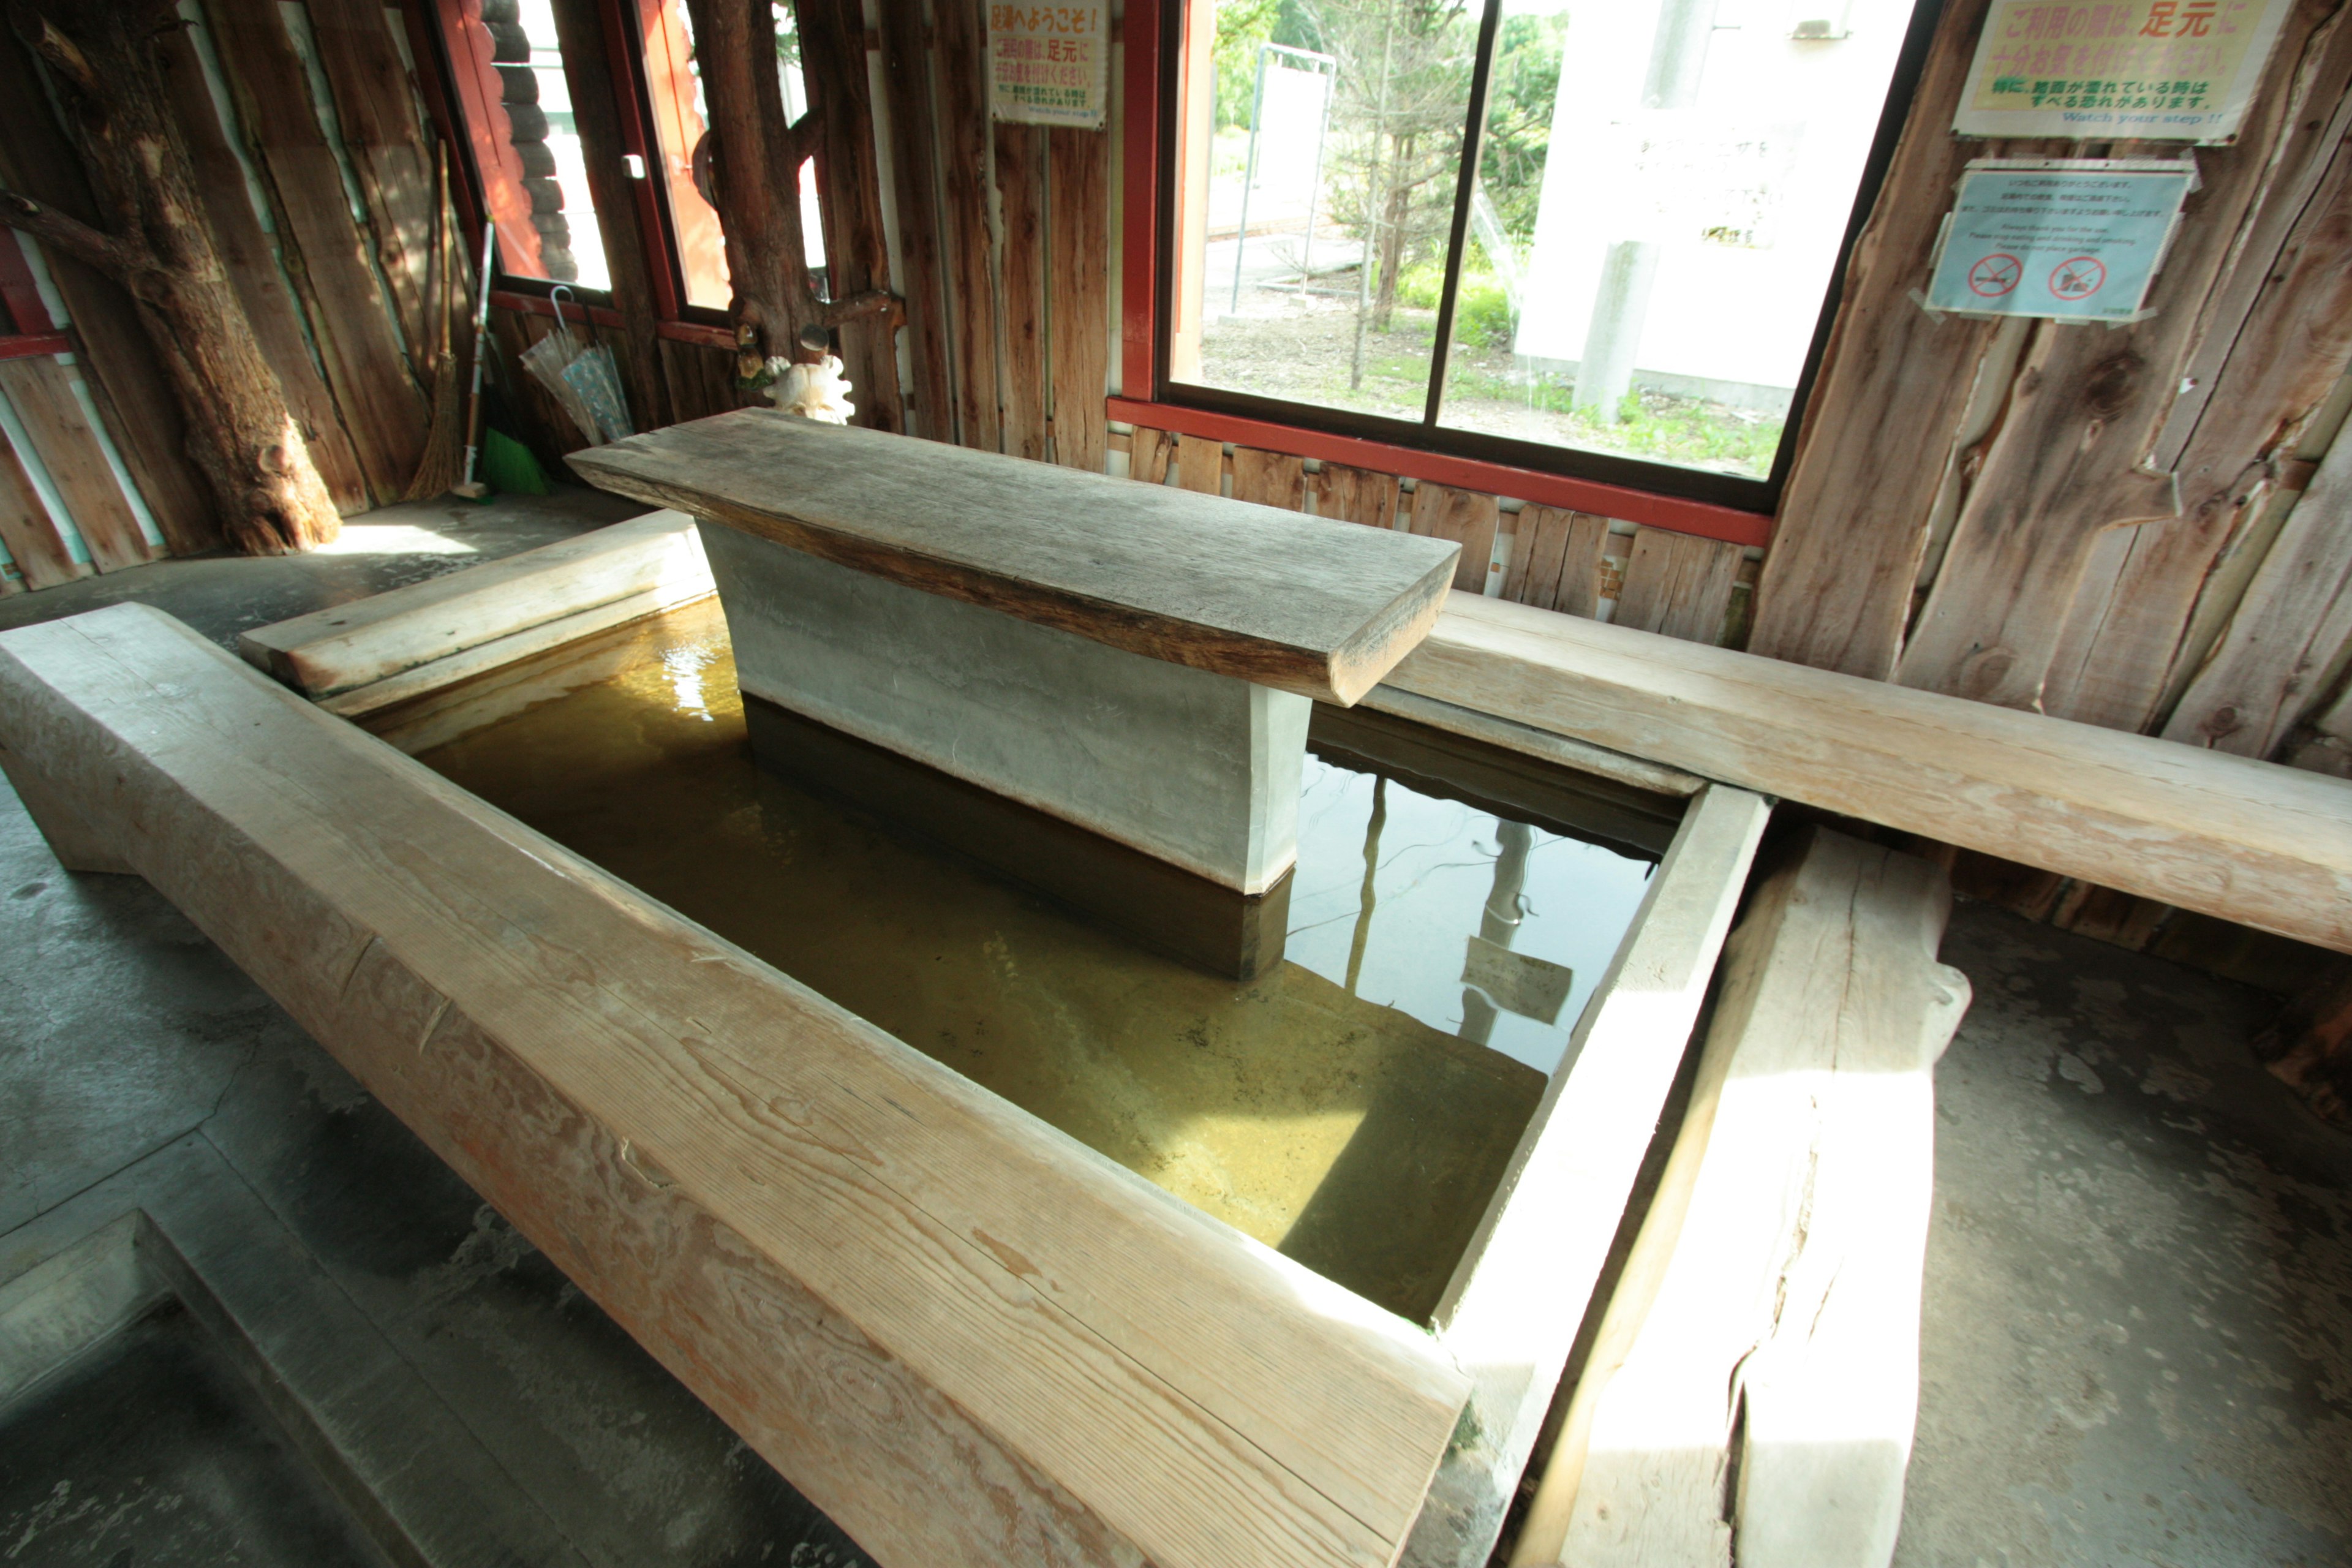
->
[6,6,97,97]
[0,189,138,285]
[817,288,900,330]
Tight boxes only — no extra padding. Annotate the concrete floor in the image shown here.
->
[1,496,2348,1566]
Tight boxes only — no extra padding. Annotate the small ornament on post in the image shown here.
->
[766,323,854,424]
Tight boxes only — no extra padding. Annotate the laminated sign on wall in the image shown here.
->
[989,1,1109,129]
[1926,158,2195,321]
[1954,0,2292,143]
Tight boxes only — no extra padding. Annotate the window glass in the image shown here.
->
[444,0,609,288]
[1435,0,1915,478]
[1174,0,1480,424]
[636,0,829,312]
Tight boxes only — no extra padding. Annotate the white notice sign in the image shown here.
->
[1954,0,2291,143]
[989,1,1109,130]
[1926,159,2195,322]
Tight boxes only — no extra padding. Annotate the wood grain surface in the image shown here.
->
[1611,526,1740,644]
[0,427,86,590]
[998,122,1050,461]
[1409,483,1499,594]
[1313,463,1403,530]
[0,359,152,573]
[570,411,1461,704]
[1498,507,1606,616]
[1385,593,2352,953]
[1232,447,1306,510]
[1047,124,1112,474]
[0,603,1474,1568]
[879,0,957,443]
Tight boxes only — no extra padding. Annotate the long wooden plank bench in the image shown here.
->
[0,603,1472,1568]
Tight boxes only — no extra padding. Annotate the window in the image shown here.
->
[438,0,611,290]
[1159,0,1935,502]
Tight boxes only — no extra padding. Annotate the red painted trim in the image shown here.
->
[0,232,54,336]
[1118,0,1159,400]
[1107,396,1774,547]
[655,317,734,350]
[600,0,684,322]
[491,288,733,351]
[399,0,485,245]
[0,334,72,362]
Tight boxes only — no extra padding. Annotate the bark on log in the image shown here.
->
[0,3,339,554]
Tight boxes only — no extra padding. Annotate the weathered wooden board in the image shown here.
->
[1047,125,1112,474]
[933,0,1001,453]
[1746,0,2000,678]
[238,510,704,706]
[1513,829,1967,1568]
[997,121,1050,461]
[207,0,428,503]
[1409,483,1499,594]
[0,43,216,554]
[1611,526,1740,645]
[305,0,436,366]
[1175,432,1224,494]
[1314,463,1402,530]
[570,411,1460,705]
[801,0,904,434]
[156,21,371,513]
[1403,784,1773,1568]
[2163,423,2352,756]
[0,428,86,590]
[0,359,152,573]
[1129,424,1176,484]
[0,603,1473,1568]
[880,0,957,443]
[1385,593,2352,953]
[1498,506,1605,616]
[1232,448,1305,510]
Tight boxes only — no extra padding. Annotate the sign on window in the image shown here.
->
[1953,0,2292,143]
[989,1,1109,130]
[1925,159,2196,321]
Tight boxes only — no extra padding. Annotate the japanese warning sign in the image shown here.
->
[1954,0,2291,143]
[989,1,1109,129]
[1926,160,2195,321]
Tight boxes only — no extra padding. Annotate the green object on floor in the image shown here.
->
[478,428,551,497]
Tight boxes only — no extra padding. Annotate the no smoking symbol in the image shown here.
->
[1968,253,2021,297]
[2050,255,2106,301]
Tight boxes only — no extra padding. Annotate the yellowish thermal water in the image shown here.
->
[391,599,1656,1322]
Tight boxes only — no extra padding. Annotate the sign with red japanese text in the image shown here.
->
[1926,159,2195,320]
[1954,0,2291,143]
[989,1,1109,129]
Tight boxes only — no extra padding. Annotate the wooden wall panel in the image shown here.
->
[1501,506,1607,617]
[157,27,371,514]
[306,0,436,363]
[208,0,429,504]
[0,360,153,573]
[1312,463,1401,529]
[1173,432,1222,494]
[1409,483,1499,593]
[996,123,1049,461]
[0,433,86,590]
[801,0,904,434]
[1231,448,1305,510]
[1127,424,1174,483]
[933,0,1000,452]
[1047,126,1112,474]
[0,39,217,554]
[878,0,956,443]
[1613,527,1741,645]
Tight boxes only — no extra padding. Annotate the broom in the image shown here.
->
[404,143,465,501]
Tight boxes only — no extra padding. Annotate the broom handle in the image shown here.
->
[459,220,497,490]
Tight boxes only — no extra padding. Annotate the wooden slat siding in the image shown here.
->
[1231,448,1305,509]
[1312,462,1402,529]
[1047,125,1112,473]
[933,0,1001,452]
[1499,505,1606,615]
[1896,6,2342,711]
[0,604,1474,1568]
[878,0,956,443]
[1174,432,1224,494]
[802,0,903,434]
[547,0,669,432]
[2162,429,2352,756]
[207,0,429,503]
[1613,527,1743,646]
[2045,41,2352,731]
[997,122,1050,461]
[0,42,216,554]
[1129,424,1175,483]
[1409,483,1500,593]
[1386,594,2352,956]
[657,336,733,425]
[0,425,86,589]
[304,0,435,364]
[0,360,153,572]
[156,28,371,514]
[1745,0,2001,678]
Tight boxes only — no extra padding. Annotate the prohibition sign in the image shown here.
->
[2050,255,2106,301]
[1967,252,2021,298]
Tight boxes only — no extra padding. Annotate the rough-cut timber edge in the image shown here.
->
[568,411,1462,706]
[1511,827,1969,1568]
[1359,686,1703,801]
[1400,784,1773,1568]
[2252,959,2352,1126]
[1390,593,2352,956]
[238,510,709,709]
[0,603,1471,1568]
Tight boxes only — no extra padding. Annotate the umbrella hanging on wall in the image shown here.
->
[520,285,634,446]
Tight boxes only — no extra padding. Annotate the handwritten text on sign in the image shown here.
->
[990,1,1108,129]
[1926,160,2195,322]
[1954,0,2291,143]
